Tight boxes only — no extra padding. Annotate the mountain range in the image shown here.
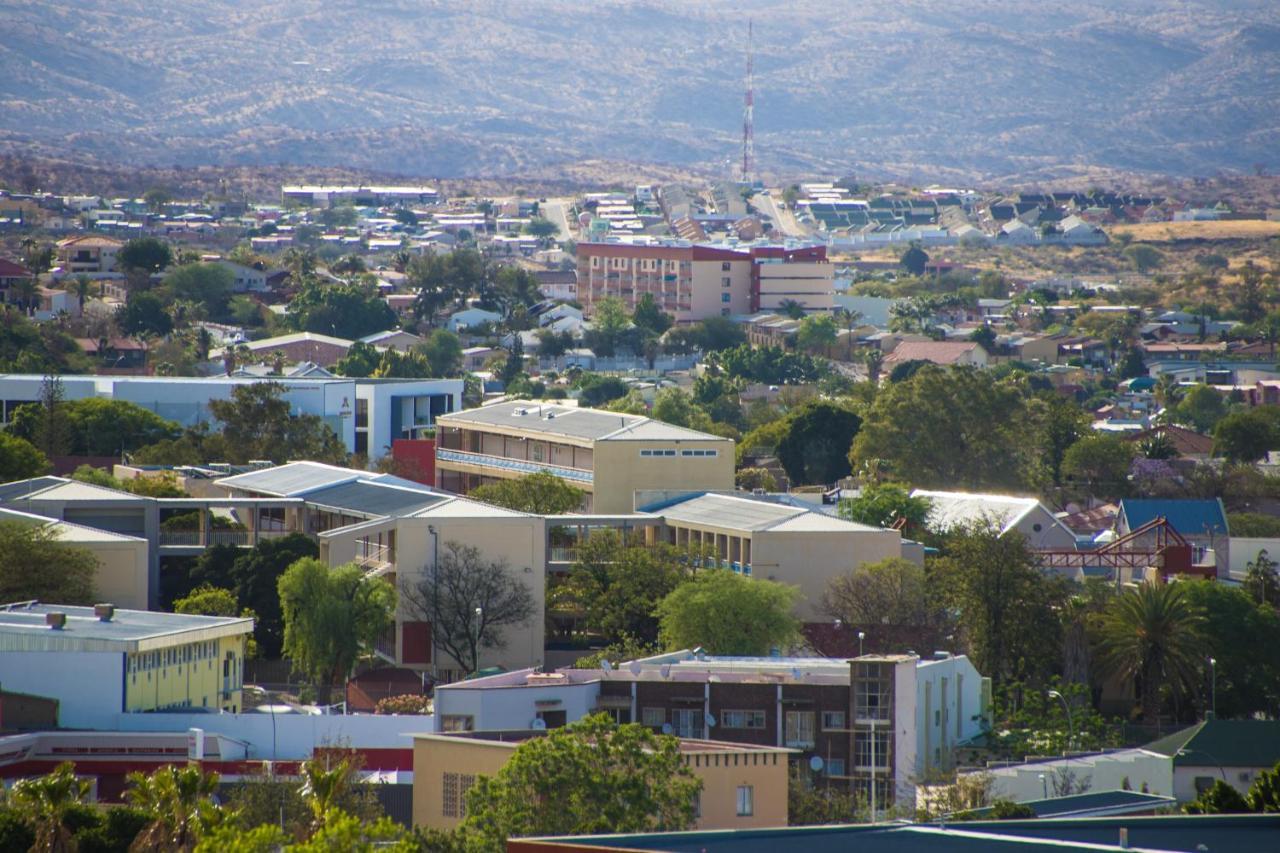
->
[1,0,1278,182]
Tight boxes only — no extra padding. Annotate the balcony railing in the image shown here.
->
[549,546,580,564]
[158,528,306,548]
[437,448,593,484]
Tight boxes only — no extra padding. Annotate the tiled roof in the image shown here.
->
[883,341,981,365]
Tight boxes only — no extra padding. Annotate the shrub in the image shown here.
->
[375,694,431,715]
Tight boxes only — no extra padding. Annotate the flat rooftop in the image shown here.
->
[436,400,727,444]
[415,729,793,753]
[0,602,252,653]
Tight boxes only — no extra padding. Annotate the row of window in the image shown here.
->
[639,448,720,458]
[128,641,222,673]
[688,751,779,769]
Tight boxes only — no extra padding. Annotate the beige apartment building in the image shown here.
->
[412,730,791,831]
[576,242,833,321]
[434,401,734,514]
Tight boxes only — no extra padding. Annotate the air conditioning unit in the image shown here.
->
[46,612,66,630]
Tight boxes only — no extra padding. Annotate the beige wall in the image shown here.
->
[689,259,753,321]
[592,440,735,514]
[751,528,903,620]
[756,262,835,313]
[412,735,789,832]
[89,540,150,611]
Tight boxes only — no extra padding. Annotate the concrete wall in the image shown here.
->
[688,259,752,321]
[689,749,789,828]
[86,539,150,611]
[413,736,514,830]
[750,527,903,620]
[1229,537,1280,580]
[0,651,124,728]
[592,440,735,515]
[756,261,834,313]
[982,750,1173,804]
[432,679,603,733]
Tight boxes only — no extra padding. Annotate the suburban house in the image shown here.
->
[214,260,269,293]
[1146,719,1280,803]
[359,329,422,352]
[55,235,122,275]
[412,730,791,831]
[1115,499,1230,577]
[882,341,989,369]
[430,650,989,808]
[912,489,1079,550]
[1121,425,1214,461]
[0,602,253,727]
[213,331,354,367]
[0,257,33,308]
[433,400,734,514]
[446,307,502,332]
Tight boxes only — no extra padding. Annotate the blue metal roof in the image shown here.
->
[1119,499,1227,537]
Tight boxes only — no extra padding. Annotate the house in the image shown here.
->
[534,270,578,302]
[912,490,1079,550]
[1121,425,1214,461]
[411,729,791,832]
[214,260,269,293]
[0,257,33,309]
[446,306,502,332]
[75,337,149,373]
[881,340,989,369]
[1115,499,1229,577]
[461,346,497,371]
[434,400,734,514]
[0,601,253,727]
[213,332,354,367]
[431,650,989,807]
[1146,719,1280,802]
[55,235,122,274]
[359,329,422,352]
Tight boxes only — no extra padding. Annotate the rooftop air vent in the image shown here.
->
[46,612,66,630]
[94,603,115,622]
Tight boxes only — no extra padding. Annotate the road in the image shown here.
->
[755,190,809,240]
[541,198,576,242]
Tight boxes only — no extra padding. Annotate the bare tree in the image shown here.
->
[401,541,536,674]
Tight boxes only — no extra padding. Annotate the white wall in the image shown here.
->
[433,679,602,732]
[982,750,1173,803]
[0,651,124,728]
[1229,537,1280,580]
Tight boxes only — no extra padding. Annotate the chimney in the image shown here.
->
[45,612,66,630]
[94,603,115,622]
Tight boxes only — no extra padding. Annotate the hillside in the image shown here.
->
[1,0,1278,181]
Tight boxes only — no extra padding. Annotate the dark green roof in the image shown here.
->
[1145,719,1280,767]
[968,790,1174,819]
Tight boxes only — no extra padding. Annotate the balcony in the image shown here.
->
[158,528,305,548]
[437,448,593,485]
[356,541,395,578]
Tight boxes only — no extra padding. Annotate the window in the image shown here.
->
[722,710,766,729]
[441,772,476,818]
[721,293,731,303]
[736,785,754,816]
[642,707,666,727]
[827,758,846,777]
[822,711,846,730]
[640,448,677,457]
[722,277,732,287]
[784,711,815,748]
[672,708,704,738]
[441,715,474,732]
[680,449,718,457]
[854,730,891,769]
[722,262,732,271]
[721,308,731,317]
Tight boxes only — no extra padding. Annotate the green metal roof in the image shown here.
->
[1145,719,1280,768]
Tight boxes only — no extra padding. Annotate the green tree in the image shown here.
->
[566,531,690,644]
[1123,244,1164,273]
[735,466,777,492]
[650,387,705,429]
[1180,580,1280,719]
[418,329,464,377]
[577,374,630,407]
[1028,395,1091,488]
[0,431,49,481]
[1247,761,1280,812]
[118,237,173,275]
[9,397,182,457]
[119,291,174,337]
[0,521,97,604]
[9,762,92,853]
[1172,385,1228,433]
[820,557,945,632]
[931,523,1066,683]
[899,243,929,276]
[692,316,747,352]
[795,314,838,356]
[332,341,381,377]
[1214,407,1280,462]
[287,280,396,339]
[775,401,860,486]
[850,366,1027,490]
[708,344,825,385]
[470,470,584,514]
[207,382,347,465]
[1061,434,1136,500]
[126,762,223,852]
[163,263,235,320]
[788,766,865,825]
[585,296,631,357]
[459,714,701,848]
[278,558,397,704]
[400,542,537,675]
[1184,779,1251,814]
[656,569,800,655]
[1244,550,1280,607]
[524,217,559,239]
[1229,513,1280,538]
[837,482,931,531]
[174,584,240,617]
[1096,582,1205,722]
[631,293,673,337]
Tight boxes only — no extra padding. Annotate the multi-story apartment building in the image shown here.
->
[575,243,834,322]
[434,400,734,514]
[431,650,989,807]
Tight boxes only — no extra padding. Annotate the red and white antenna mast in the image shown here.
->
[741,19,755,184]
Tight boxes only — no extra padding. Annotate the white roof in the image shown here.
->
[911,489,1044,535]
[654,492,884,534]
[437,400,729,444]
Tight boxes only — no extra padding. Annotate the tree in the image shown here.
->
[524,217,559,239]
[774,401,860,486]
[821,557,944,631]
[1245,550,1280,607]
[119,291,174,337]
[287,280,396,340]
[9,397,182,457]
[1172,385,1228,433]
[223,756,384,841]
[1178,580,1280,719]
[631,293,672,337]
[708,344,825,385]
[735,466,777,492]
[163,263,235,320]
[788,766,866,825]
[333,341,381,377]
[126,762,222,852]
[173,584,241,617]
[278,558,396,704]
[837,482,931,531]
[9,761,93,853]
[850,366,1028,490]
[1096,582,1205,722]
[1123,244,1163,273]
[577,374,630,407]
[1184,779,1251,814]
[585,296,631,357]
[459,714,701,847]
[0,521,97,604]
[207,382,347,465]
[401,542,536,675]
[1214,407,1280,462]
[1061,434,1136,500]
[656,569,800,655]
[1247,761,1280,812]
[0,431,48,481]
[900,243,929,276]
[118,237,173,275]
[418,329,464,377]
[566,531,691,644]
[470,470,584,514]
[931,523,1066,683]
[692,316,747,352]
[795,313,838,356]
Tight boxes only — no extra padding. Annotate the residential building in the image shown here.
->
[431,650,988,807]
[912,490,1079,550]
[412,730,791,832]
[0,374,462,459]
[55,235,122,274]
[281,185,439,207]
[446,307,502,332]
[359,329,422,352]
[1146,719,1280,802]
[1115,499,1229,577]
[575,243,833,322]
[213,331,354,367]
[214,260,269,293]
[0,257,33,309]
[75,336,149,373]
[0,602,253,727]
[434,400,734,514]
[882,341,989,370]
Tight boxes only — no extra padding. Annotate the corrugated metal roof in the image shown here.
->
[216,462,365,496]
[1119,498,1228,536]
[302,480,443,518]
[655,493,867,533]
[437,400,727,444]
[0,603,252,653]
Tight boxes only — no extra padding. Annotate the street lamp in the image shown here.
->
[1207,657,1217,719]
[1177,748,1227,783]
[1047,689,1074,753]
[858,631,866,658]
[1038,773,1048,799]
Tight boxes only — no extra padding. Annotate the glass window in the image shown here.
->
[721,293,731,303]
[736,785,754,816]
[441,715,474,732]
[784,711,815,748]
[642,707,665,727]
[722,710,766,729]
[827,758,846,777]
[822,711,846,730]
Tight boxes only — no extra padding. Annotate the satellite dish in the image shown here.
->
[705,713,716,728]
[660,665,672,679]
[629,661,642,676]
[601,659,613,672]
[809,756,825,772]
[661,723,673,735]
[531,718,547,731]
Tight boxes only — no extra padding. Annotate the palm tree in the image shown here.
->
[299,757,355,832]
[126,762,222,852]
[195,327,213,362]
[13,275,39,316]
[859,347,885,384]
[73,274,93,313]
[778,299,806,320]
[835,308,863,360]
[1095,582,1205,723]
[271,350,287,376]
[9,761,92,853]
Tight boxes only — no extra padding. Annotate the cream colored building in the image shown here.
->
[435,401,734,514]
[411,730,791,831]
[755,259,835,314]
